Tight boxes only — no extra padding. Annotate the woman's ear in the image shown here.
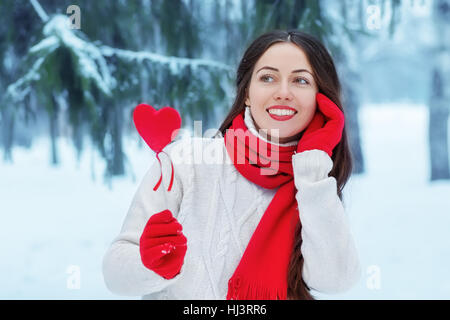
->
[244,89,250,106]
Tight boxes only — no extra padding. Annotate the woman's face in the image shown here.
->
[245,42,319,144]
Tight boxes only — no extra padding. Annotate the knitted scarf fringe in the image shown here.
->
[226,276,287,300]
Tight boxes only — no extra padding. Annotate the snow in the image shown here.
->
[316,103,450,300]
[1,104,449,299]
[28,14,115,97]
[6,57,44,102]
[0,133,153,299]
[100,45,234,76]
[46,15,115,96]
[7,12,233,104]
[29,36,59,55]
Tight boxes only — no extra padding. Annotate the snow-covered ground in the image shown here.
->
[318,104,450,300]
[1,104,449,299]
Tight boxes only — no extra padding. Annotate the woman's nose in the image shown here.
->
[274,81,293,101]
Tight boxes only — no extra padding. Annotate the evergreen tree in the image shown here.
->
[2,0,407,182]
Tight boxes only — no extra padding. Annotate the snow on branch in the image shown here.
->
[6,13,234,103]
[100,46,234,76]
[7,14,115,101]
[7,57,45,102]
[40,15,116,95]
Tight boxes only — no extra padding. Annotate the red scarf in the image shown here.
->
[224,110,301,300]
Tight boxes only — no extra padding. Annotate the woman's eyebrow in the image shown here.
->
[256,66,313,75]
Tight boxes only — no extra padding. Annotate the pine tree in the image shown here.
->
[4,0,233,179]
[3,0,408,182]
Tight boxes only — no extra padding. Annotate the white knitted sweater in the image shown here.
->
[102,108,361,299]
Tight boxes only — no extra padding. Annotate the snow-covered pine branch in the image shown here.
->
[6,57,45,102]
[6,14,115,101]
[99,46,234,76]
[6,13,234,103]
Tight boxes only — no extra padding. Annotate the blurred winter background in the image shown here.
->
[0,0,449,299]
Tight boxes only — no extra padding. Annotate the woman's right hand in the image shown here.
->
[139,209,187,279]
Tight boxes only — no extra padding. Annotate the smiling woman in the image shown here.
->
[103,29,360,301]
[216,30,358,300]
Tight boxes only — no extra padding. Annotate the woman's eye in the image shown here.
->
[295,77,309,85]
[260,75,274,82]
[260,75,309,85]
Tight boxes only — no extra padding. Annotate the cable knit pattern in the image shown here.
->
[292,149,362,293]
[102,113,361,299]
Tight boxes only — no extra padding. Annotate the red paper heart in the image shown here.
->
[133,104,182,153]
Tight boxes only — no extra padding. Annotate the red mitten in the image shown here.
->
[139,209,187,279]
[297,93,345,157]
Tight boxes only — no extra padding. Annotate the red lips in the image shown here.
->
[266,105,297,121]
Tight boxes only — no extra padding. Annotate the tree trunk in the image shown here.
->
[110,100,124,175]
[49,94,59,165]
[1,106,14,162]
[429,68,450,180]
[342,80,365,174]
[429,0,450,181]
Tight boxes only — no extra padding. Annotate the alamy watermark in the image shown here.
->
[66,265,81,290]
[166,121,285,175]
[366,265,381,290]
[67,5,81,29]
[366,0,429,31]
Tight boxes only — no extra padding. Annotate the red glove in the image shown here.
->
[297,92,345,157]
[139,209,187,279]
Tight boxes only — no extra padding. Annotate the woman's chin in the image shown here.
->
[273,131,304,144]
[257,126,304,144]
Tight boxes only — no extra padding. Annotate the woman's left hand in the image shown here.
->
[296,92,345,157]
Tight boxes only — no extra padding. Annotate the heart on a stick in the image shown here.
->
[133,104,181,153]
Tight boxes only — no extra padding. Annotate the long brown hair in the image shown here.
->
[216,30,353,300]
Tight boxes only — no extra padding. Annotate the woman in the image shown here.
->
[102,29,361,300]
